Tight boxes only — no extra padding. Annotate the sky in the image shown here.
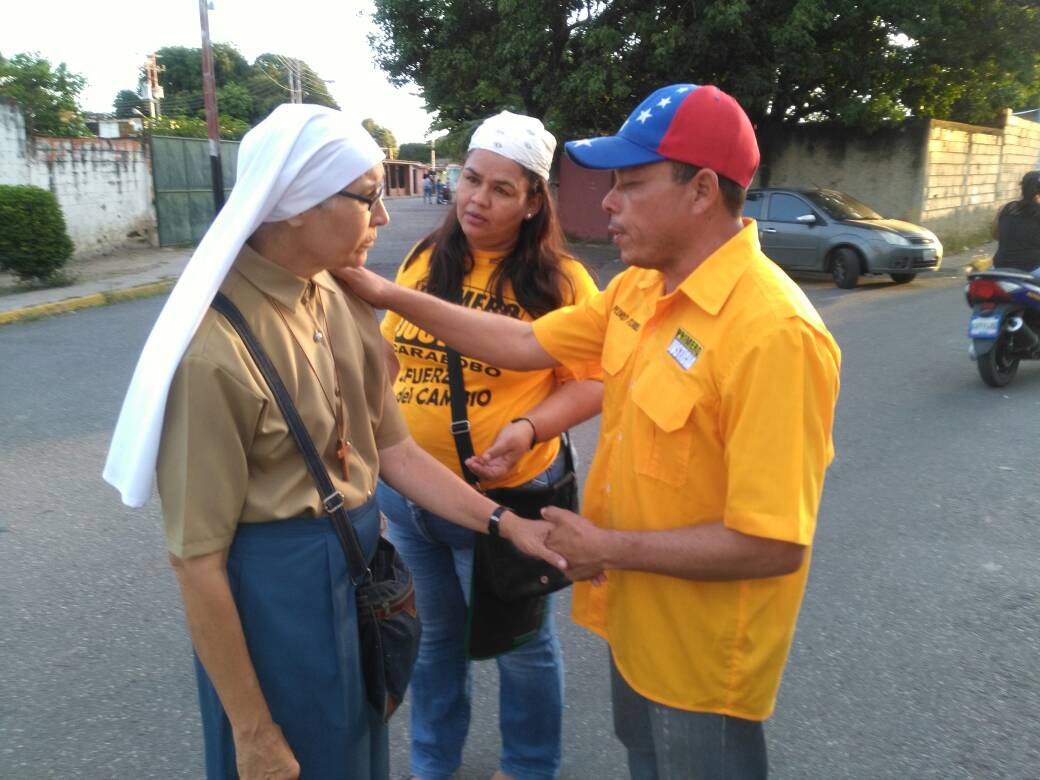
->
[0,0,437,142]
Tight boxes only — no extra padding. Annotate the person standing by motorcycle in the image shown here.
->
[992,170,1040,272]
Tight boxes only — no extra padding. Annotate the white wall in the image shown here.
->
[0,98,30,185]
[0,99,156,257]
[920,114,1040,242]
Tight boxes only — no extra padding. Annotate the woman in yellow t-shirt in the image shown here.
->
[377,112,602,780]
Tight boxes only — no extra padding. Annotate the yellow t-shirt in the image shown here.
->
[381,246,600,488]
[531,220,841,719]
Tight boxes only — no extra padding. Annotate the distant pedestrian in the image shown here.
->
[423,173,434,204]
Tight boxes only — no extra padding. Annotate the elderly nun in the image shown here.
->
[104,105,563,780]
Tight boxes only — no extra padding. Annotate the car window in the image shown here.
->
[804,190,882,220]
[767,193,815,223]
[743,192,763,220]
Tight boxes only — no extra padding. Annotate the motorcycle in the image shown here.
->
[965,268,1040,386]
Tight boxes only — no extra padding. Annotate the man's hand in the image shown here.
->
[543,506,609,583]
[330,266,395,308]
[465,420,534,482]
[499,512,568,571]
[234,720,300,780]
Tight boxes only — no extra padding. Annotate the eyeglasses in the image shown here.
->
[336,182,384,211]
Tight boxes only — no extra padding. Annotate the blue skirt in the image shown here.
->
[194,497,389,780]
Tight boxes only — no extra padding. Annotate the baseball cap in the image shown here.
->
[565,84,760,188]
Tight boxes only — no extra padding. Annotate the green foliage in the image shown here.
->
[398,141,433,162]
[152,44,338,126]
[152,43,252,96]
[0,185,74,281]
[370,0,1040,142]
[362,118,398,157]
[432,126,473,162]
[216,82,253,122]
[113,89,144,118]
[0,52,89,136]
[248,54,339,121]
[146,114,250,140]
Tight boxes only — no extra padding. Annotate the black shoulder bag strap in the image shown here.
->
[445,347,481,486]
[210,292,372,586]
[444,347,575,485]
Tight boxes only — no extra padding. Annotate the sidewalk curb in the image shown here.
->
[0,280,174,327]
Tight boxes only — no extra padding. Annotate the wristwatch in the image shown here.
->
[488,505,508,537]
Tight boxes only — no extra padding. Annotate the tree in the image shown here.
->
[146,114,250,140]
[248,54,339,122]
[113,89,144,118]
[0,52,88,136]
[216,82,253,123]
[398,141,433,162]
[362,118,398,157]
[370,0,1040,144]
[151,44,338,125]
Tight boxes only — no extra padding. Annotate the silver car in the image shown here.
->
[744,188,943,288]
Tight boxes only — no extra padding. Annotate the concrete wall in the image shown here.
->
[556,113,1040,246]
[759,121,930,223]
[919,114,1040,242]
[0,97,30,185]
[0,98,156,257]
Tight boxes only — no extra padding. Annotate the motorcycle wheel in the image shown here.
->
[976,333,1020,387]
[889,272,917,284]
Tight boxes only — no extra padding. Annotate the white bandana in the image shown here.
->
[103,104,384,508]
[468,111,556,180]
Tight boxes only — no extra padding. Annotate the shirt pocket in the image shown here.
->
[601,319,640,376]
[630,355,704,487]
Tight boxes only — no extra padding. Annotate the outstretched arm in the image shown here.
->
[542,510,805,582]
[334,267,557,371]
[466,379,603,482]
[378,435,567,570]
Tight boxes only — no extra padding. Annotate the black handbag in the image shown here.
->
[445,347,575,659]
[212,292,420,722]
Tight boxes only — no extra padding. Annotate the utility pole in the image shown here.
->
[143,54,164,118]
[198,0,225,213]
[289,59,303,104]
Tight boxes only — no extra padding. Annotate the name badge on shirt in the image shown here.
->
[666,328,702,371]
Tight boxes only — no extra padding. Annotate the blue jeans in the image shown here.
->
[378,456,566,780]
[610,657,767,780]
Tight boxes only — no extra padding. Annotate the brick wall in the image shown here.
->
[558,155,612,241]
[556,111,1040,247]
[0,99,156,257]
[920,114,1040,243]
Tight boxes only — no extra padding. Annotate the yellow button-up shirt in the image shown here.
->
[532,220,841,719]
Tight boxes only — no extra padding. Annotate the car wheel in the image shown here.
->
[977,334,1019,387]
[831,248,861,289]
[890,272,917,284]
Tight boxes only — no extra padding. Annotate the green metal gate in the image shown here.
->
[151,135,240,246]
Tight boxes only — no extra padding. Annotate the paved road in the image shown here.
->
[2,199,1039,778]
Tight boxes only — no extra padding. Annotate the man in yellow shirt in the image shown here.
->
[336,84,841,779]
